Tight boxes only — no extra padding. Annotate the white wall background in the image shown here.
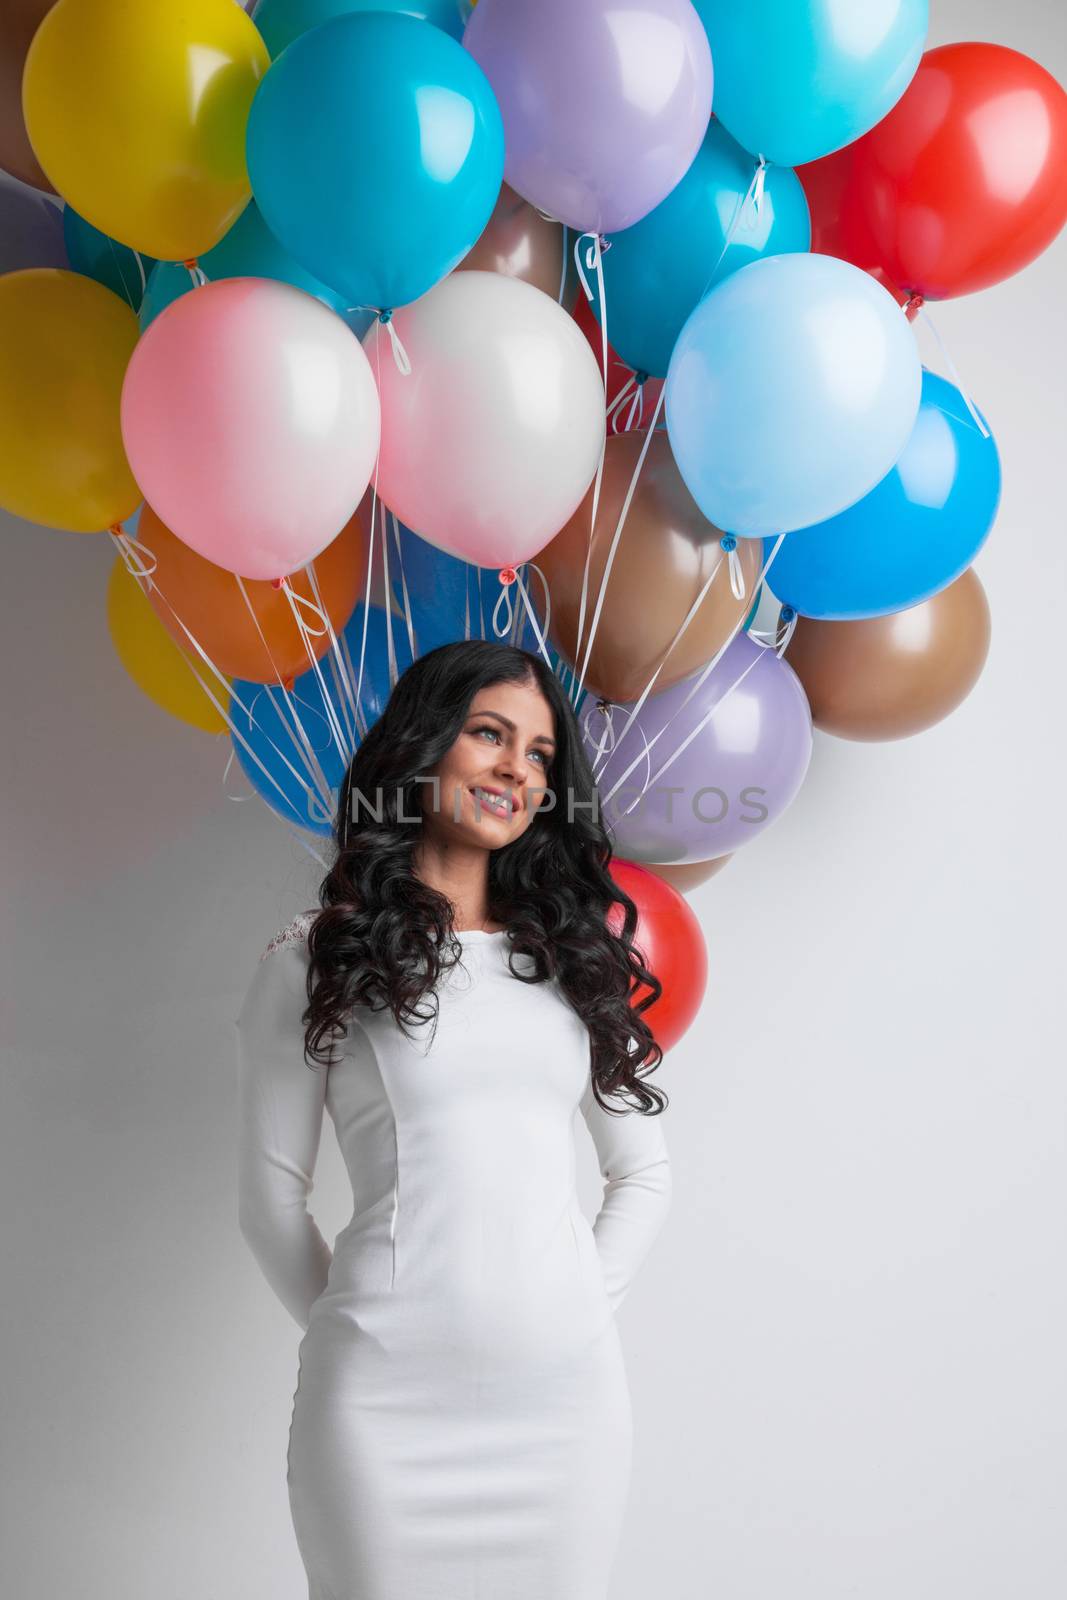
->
[2,2,1065,1594]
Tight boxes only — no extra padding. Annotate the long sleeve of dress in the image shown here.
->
[579,1076,673,1314]
[234,940,332,1331]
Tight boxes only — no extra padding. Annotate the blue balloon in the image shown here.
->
[388,520,557,657]
[693,0,927,167]
[665,252,922,538]
[593,118,810,379]
[763,369,1000,620]
[247,11,505,310]
[230,602,414,833]
[252,0,467,56]
[138,200,372,337]
[62,206,155,310]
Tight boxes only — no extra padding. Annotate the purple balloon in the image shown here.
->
[464,0,713,235]
[581,632,812,863]
[0,175,68,275]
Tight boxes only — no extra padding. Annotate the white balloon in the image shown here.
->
[368,271,606,569]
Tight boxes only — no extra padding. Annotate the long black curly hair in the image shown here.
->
[298,638,667,1115]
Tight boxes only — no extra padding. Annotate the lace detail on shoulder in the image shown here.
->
[260,910,317,961]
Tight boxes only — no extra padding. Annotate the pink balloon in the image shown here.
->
[120,277,380,580]
[370,270,605,569]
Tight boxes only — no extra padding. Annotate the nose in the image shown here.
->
[492,739,528,788]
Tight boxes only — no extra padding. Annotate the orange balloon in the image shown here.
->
[138,501,367,687]
[607,858,708,1052]
[538,429,763,703]
[646,855,732,893]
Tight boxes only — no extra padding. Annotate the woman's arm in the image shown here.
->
[234,937,332,1331]
[579,1076,673,1313]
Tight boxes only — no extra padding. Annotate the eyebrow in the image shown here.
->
[469,709,557,750]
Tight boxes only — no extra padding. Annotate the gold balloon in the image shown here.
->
[461,181,579,310]
[108,555,229,734]
[537,430,763,703]
[783,568,992,741]
[0,0,56,190]
[22,0,268,259]
[645,855,733,893]
[0,268,141,531]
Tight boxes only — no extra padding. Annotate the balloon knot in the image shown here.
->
[181,258,198,270]
[903,292,925,319]
[720,534,737,552]
[634,370,649,386]
[595,698,612,713]
[378,308,393,324]
[780,604,796,622]
[498,566,517,585]
[270,576,284,590]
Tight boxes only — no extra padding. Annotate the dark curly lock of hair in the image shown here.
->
[298,638,667,1117]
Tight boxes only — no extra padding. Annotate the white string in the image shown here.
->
[571,384,667,707]
[492,576,515,637]
[594,534,787,801]
[107,529,337,820]
[915,304,991,439]
[110,525,157,581]
[388,510,418,663]
[571,231,610,692]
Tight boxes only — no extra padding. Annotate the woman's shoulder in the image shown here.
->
[260,909,318,961]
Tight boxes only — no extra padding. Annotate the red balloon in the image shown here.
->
[606,858,708,1053]
[572,290,665,418]
[803,42,1067,302]
[796,145,919,317]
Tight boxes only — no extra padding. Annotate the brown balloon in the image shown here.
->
[138,502,367,688]
[460,181,579,310]
[1,2,56,191]
[783,567,991,741]
[536,430,763,704]
[644,855,733,893]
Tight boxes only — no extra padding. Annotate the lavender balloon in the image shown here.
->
[0,174,68,275]
[581,633,812,863]
[464,0,713,235]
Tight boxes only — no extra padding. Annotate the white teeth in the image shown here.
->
[473,787,511,816]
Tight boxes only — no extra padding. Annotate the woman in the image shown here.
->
[235,638,673,1599]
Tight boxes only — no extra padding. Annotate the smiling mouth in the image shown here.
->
[471,786,518,817]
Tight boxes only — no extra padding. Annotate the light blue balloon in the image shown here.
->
[229,602,414,834]
[247,11,505,310]
[665,252,922,538]
[593,118,810,379]
[692,0,928,166]
[251,0,467,57]
[764,369,1001,620]
[62,206,155,310]
[138,200,371,336]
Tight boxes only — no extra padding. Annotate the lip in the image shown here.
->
[471,784,521,816]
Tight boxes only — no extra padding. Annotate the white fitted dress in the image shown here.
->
[235,912,673,1600]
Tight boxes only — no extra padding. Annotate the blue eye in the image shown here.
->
[470,726,549,766]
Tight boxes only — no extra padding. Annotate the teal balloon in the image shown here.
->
[251,0,466,56]
[138,201,372,335]
[693,0,928,166]
[229,602,414,834]
[62,206,155,310]
[247,11,505,310]
[594,119,810,379]
[763,369,1000,620]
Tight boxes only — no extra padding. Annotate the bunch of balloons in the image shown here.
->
[1,0,1065,1047]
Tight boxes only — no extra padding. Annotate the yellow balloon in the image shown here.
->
[107,555,229,734]
[22,0,269,260]
[0,268,141,532]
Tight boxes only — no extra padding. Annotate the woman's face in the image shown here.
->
[422,677,557,848]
